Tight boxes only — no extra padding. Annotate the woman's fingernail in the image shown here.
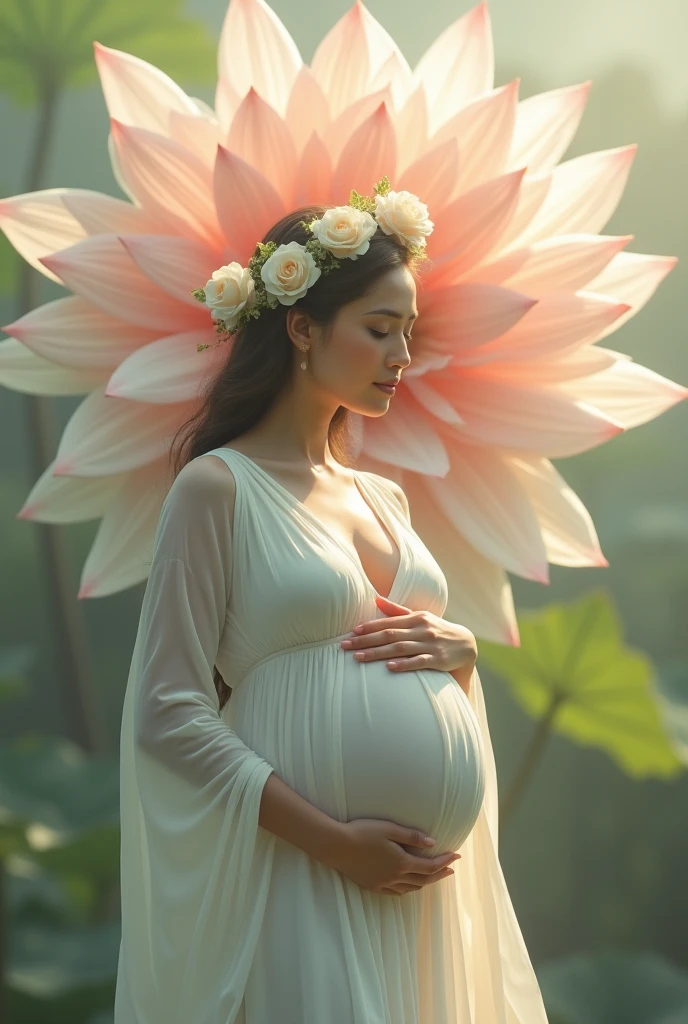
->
[353,625,364,633]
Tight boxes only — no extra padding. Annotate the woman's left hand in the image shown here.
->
[340,594,477,677]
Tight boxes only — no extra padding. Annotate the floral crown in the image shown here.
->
[191,176,433,350]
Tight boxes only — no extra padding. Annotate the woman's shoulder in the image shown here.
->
[166,451,238,513]
[358,469,411,522]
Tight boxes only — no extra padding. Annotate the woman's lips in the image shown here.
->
[373,382,396,395]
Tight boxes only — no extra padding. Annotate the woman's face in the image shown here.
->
[302,264,418,417]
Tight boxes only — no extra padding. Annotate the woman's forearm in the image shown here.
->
[258,770,347,869]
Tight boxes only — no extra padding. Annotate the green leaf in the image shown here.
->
[538,950,688,1024]
[654,660,688,766]
[478,588,683,779]
[0,0,217,107]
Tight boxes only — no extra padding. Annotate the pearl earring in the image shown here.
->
[300,344,309,370]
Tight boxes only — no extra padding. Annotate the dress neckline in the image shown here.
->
[214,446,406,601]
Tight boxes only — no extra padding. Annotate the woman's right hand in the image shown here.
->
[331,818,461,895]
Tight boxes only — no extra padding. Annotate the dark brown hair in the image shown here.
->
[169,204,424,710]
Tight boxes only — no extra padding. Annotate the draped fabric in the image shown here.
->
[115,445,549,1023]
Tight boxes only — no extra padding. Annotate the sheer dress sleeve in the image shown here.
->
[115,456,276,1024]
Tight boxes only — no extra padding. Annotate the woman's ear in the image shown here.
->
[285,307,313,348]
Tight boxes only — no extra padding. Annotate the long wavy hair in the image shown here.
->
[169,205,424,710]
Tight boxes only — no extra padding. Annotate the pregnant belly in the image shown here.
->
[340,657,486,857]
[228,640,486,859]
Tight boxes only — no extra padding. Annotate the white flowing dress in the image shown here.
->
[114,445,549,1024]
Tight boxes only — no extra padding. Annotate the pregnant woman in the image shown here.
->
[115,181,549,1023]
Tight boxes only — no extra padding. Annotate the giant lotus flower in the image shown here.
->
[1,0,685,644]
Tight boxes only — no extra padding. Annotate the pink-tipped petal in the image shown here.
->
[507,81,592,176]
[17,458,125,523]
[321,86,394,168]
[478,233,633,296]
[38,235,206,332]
[331,102,397,203]
[311,3,404,120]
[109,120,224,246]
[285,67,331,156]
[396,138,459,217]
[53,387,197,476]
[560,359,688,428]
[106,331,223,403]
[509,454,609,568]
[369,48,414,111]
[214,147,286,263]
[227,88,299,207]
[512,145,638,246]
[425,441,550,582]
[425,167,527,286]
[417,282,539,356]
[413,0,494,134]
[118,234,222,306]
[448,368,625,456]
[78,458,174,598]
[2,295,159,371]
[0,339,107,395]
[362,388,450,475]
[394,84,430,173]
[93,41,200,133]
[293,133,334,207]
[168,110,221,171]
[430,79,519,198]
[404,466,520,644]
[217,0,302,121]
[586,250,679,340]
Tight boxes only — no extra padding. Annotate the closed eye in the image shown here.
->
[369,329,413,342]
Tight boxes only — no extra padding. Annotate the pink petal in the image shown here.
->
[109,119,224,246]
[480,233,633,296]
[331,102,397,203]
[227,88,299,207]
[417,282,538,356]
[38,235,205,332]
[0,188,165,286]
[2,294,159,371]
[118,234,223,306]
[168,110,221,171]
[509,454,609,568]
[487,171,552,257]
[216,0,302,121]
[586,250,679,341]
[413,1,494,135]
[321,86,394,167]
[17,458,124,523]
[285,67,331,156]
[425,441,550,581]
[310,3,403,120]
[511,145,638,247]
[491,345,625,386]
[93,41,200,133]
[369,48,414,110]
[507,81,592,176]
[424,168,527,287]
[403,468,519,644]
[106,330,224,403]
[446,368,624,455]
[213,147,286,263]
[404,375,465,427]
[462,291,632,367]
[430,79,519,198]
[294,133,334,207]
[0,339,107,395]
[396,138,459,217]
[560,359,688,428]
[361,388,450,475]
[78,458,174,598]
[52,386,196,476]
[394,84,430,173]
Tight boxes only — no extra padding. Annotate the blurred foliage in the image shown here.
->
[0,0,218,106]
[538,950,688,1024]
[479,589,684,781]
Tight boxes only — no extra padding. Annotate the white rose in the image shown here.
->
[374,190,434,248]
[260,241,321,306]
[308,206,378,259]
[204,263,255,327]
